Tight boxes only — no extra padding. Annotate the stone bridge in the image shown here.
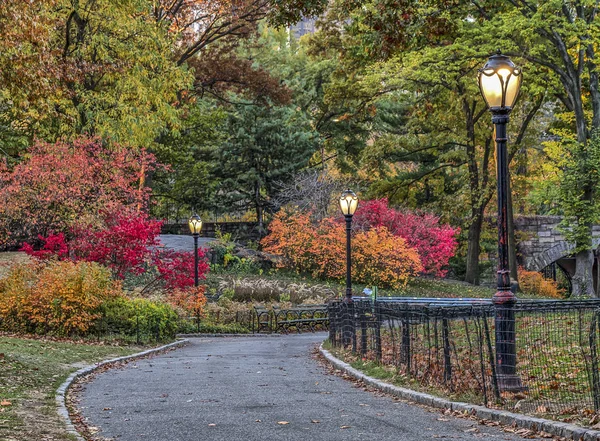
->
[515,215,600,272]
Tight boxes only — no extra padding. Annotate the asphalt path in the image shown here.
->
[77,335,528,441]
[157,234,214,253]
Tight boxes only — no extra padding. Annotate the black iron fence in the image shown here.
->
[328,298,600,416]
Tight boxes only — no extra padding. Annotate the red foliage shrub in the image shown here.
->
[20,212,210,291]
[153,248,209,291]
[20,233,69,260]
[0,137,158,248]
[353,199,459,277]
[70,212,162,278]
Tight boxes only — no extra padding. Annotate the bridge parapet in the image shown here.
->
[514,215,600,271]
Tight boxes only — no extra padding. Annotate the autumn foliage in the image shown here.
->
[20,214,209,293]
[261,210,422,288]
[0,261,121,335]
[0,137,158,248]
[518,268,565,299]
[353,199,459,277]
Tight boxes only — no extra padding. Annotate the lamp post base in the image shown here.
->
[496,374,527,393]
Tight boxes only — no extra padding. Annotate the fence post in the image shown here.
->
[136,310,141,345]
[351,302,357,354]
[590,312,600,410]
[482,313,501,401]
[360,305,368,357]
[375,303,382,362]
[442,318,452,383]
[328,302,336,346]
[401,319,411,372]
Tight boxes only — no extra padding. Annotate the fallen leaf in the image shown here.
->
[208,424,216,427]
[255,420,261,423]
[311,420,320,424]
[102,407,112,411]
[340,425,351,429]
[278,421,289,425]
[0,400,11,407]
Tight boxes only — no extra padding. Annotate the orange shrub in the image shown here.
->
[262,213,423,289]
[518,267,565,299]
[309,218,346,280]
[260,210,317,274]
[0,261,121,334]
[353,227,423,289]
[168,286,207,317]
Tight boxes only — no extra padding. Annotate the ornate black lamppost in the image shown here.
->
[478,51,523,391]
[339,190,358,349]
[339,189,359,301]
[188,213,203,287]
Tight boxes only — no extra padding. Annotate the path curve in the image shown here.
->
[77,335,529,441]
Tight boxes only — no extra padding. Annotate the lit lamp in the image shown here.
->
[188,213,203,287]
[339,189,358,301]
[478,51,523,392]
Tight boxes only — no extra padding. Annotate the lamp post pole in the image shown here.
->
[345,214,353,302]
[478,52,524,392]
[193,232,199,287]
[339,189,358,350]
[492,110,521,390]
[188,214,203,288]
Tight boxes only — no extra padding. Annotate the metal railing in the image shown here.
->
[328,298,600,415]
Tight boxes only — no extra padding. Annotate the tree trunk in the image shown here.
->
[465,211,483,285]
[507,172,519,291]
[572,249,596,297]
[255,181,263,231]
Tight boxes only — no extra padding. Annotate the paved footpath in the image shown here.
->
[78,335,529,441]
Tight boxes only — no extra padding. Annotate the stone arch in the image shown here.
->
[525,238,600,272]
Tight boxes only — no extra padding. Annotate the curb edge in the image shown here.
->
[55,339,189,441]
[319,344,597,441]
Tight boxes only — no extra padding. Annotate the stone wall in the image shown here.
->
[514,215,600,271]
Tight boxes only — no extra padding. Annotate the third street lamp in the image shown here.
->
[478,51,523,391]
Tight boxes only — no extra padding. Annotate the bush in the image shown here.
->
[96,297,179,341]
[353,227,423,289]
[353,199,459,277]
[0,137,159,248]
[518,268,565,299]
[21,215,209,293]
[0,261,120,335]
[262,211,423,289]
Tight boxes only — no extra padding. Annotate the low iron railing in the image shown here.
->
[328,298,600,416]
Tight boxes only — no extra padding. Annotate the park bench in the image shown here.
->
[273,304,328,334]
[252,306,273,333]
[252,304,329,333]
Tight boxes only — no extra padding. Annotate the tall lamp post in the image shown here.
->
[339,189,359,302]
[478,51,523,391]
[339,189,358,350]
[188,213,203,287]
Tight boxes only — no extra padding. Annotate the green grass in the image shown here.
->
[0,336,145,441]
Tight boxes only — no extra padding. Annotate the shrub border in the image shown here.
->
[55,339,189,441]
[319,344,600,441]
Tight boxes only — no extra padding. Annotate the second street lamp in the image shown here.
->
[478,51,523,392]
[339,189,358,350]
[339,189,359,302]
[188,213,203,287]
